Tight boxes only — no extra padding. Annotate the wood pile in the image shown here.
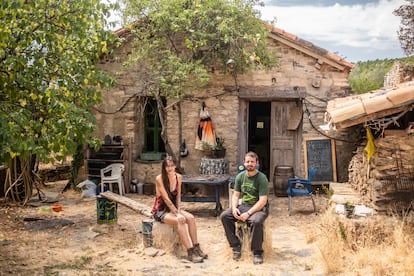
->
[349,136,414,213]
[348,146,369,200]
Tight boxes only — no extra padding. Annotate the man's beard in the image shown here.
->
[246,166,255,171]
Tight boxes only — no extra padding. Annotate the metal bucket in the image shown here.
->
[142,219,154,247]
[273,165,294,197]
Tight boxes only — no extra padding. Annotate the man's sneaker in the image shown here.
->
[232,246,241,260]
[253,254,263,264]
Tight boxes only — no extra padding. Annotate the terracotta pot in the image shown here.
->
[51,203,63,212]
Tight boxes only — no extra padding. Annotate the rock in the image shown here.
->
[144,247,159,257]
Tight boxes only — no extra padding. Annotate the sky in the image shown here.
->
[258,0,408,62]
[106,0,408,63]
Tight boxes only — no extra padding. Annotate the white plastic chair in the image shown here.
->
[100,163,125,196]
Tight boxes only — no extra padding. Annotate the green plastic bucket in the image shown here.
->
[96,197,118,224]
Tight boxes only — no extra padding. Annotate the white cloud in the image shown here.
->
[259,0,406,61]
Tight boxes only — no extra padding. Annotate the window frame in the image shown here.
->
[143,98,165,153]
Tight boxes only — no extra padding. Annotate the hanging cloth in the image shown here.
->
[195,107,216,150]
[364,127,375,162]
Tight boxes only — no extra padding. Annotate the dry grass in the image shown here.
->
[310,205,414,275]
[238,218,272,258]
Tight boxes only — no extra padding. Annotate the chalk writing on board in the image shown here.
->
[304,138,336,182]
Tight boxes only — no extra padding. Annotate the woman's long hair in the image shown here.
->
[161,156,175,201]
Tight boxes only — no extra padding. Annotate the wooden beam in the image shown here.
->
[238,85,306,99]
[100,191,153,218]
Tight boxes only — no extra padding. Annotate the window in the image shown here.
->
[143,99,165,153]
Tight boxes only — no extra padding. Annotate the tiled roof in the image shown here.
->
[325,81,414,129]
[268,24,354,71]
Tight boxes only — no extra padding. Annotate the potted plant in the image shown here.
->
[201,141,213,157]
[345,201,355,218]
[212,137,226,158]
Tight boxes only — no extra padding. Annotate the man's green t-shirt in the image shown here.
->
[234,170,269,208]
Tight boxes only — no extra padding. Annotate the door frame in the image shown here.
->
[238,99,303,182]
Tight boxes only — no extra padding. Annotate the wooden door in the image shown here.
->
[270,101,300,182]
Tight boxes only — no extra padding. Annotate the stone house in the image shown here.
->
[84,25,356,193]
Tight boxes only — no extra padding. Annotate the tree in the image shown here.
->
[349,60,389,94]
[118,0,278,164]
[393,0,414,56]
[0,0,118,204]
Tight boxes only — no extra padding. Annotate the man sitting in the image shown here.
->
[220,151,269,264]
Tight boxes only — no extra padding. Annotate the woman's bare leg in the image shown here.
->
[163,213,192,249]
[180,210,198,244]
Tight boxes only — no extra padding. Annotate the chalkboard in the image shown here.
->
[304,138,337,182]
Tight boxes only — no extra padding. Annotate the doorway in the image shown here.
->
[248,102,271,178]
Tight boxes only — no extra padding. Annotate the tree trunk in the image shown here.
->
[4,156,35,205]
[176,101,185,173]
[64,143,83,192]
[155,89,180,167]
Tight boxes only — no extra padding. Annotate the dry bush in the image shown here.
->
[314,206,414,274]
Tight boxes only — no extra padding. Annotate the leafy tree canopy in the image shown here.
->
[119,0,278,99]
[0,0,118,164]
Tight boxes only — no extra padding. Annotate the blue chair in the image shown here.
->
[286,166,317,216]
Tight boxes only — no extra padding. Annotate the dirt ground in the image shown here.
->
[0,180,330,276]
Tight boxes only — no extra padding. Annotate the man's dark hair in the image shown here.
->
[245,151,258,161]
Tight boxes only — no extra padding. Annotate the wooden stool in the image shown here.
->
[151,222,182,256]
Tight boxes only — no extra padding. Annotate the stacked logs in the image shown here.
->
[348,146,368,200]
[349,136,414,213]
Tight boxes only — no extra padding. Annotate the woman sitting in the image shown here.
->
[151,156,207,263]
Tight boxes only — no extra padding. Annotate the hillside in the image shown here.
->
[349,56,414,94]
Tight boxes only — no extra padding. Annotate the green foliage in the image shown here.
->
[215,137,225,150]
[349,56,414,94]
[119,0,278,99]
[0,0,118,164]
[339,222,347,241]
[320,184,334,198]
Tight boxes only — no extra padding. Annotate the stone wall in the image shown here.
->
[384,61,414,89]
[83,34,355,186]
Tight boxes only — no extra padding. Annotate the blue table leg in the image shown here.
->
[213,185,222,217]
